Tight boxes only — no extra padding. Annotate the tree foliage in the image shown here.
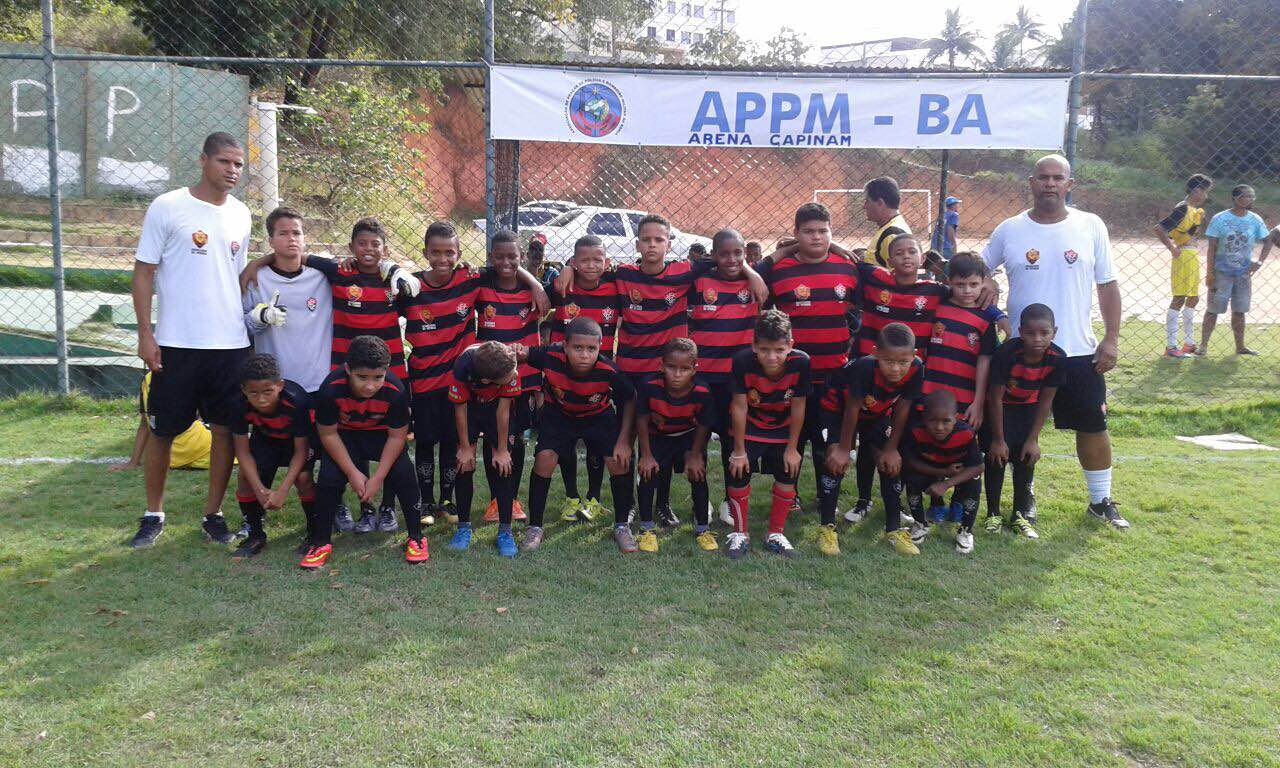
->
[923,8,982,69]
[755,27,808,68]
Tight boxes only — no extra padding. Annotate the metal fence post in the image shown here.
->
[40,0,70,396]
[934,149,949,253]
[508,140,521,231]
[483,0,496,250]
[1064,0,1088,205]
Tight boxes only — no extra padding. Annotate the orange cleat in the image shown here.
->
[405,536,430,563]
[299,543,332,570]
[484,499,526,521]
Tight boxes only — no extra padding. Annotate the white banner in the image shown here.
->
[491,65,1070,150]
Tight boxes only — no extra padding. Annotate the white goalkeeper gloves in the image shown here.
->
[382,262,422,298]
[252,290,288,327]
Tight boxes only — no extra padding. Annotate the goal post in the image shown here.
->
[812,188,934,247]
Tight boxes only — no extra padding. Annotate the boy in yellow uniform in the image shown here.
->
[113,371,212,472]
[1155,174,1212,357]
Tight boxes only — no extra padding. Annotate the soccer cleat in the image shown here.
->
[984,514,1004,533]
[521,526,545,552]
[232,533,267,559]
[582,497,608,523]
[765,532,799,558]
[299,543,332,570]
[637,529,659,553]
[1087,498,1130,530]
[817,524,840,556]
[405,536,430,563]
[724,532,750,559]
[1012,516,1040,539]
[613,525,638,553]
[483,498,499,522]
[656,505,680,529]
[1180,342,1198,356]
[438,502,458,525]
[129,516,164,548]
[696,530,718,551]
[955,529,975,554]
[1024,493,1039,524]
[929,504,947,524]
[947,501,965,524]
[900,511,916,527]
[354,506,377,534]
[843,499,872,524]
[202,514,236,544]
[718,499,736,527]
[909,521,931,544]
[1164,346,1186,358]
[377,504,399,533]
[885,528,920,556]
[234,521,252,541]
[495,529,518,558]
[560,497,585,522]
[333,503,356,533]
[448,524,473,551]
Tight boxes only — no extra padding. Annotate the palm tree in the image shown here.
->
[988,33,1019,70]
[924,8,982,69]
[997,5,1046,67]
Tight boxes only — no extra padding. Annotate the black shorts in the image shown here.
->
[706,380,733,438]
[241,433,311,487]
[728,440,802,488]
[648,431,699,473]
[536,407,618,459]
[980,404,1035,457]
[464,397,529,450]
[412,390,459,446]
[1052,355,1108,433]
[146,346,250,436]
[317,429,407,487]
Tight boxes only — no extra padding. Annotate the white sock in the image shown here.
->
[1083,468,1112,504]
[145,510,165,522]
[1165,308,1179,348]
[1181,307,1195,346]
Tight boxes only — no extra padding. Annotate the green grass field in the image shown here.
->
[1,394,1279,767]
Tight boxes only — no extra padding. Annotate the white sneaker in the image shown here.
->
[764,532,799,558]
[909,521,930,544]
[718,500,735,527]
[900,511,916,527]
[843,499,871,524]
[955,530,974,554]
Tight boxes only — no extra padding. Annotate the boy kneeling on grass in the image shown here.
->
[305,335,428,570]
[900,390,984,554]
[230,353,316,558]
[448,341,524,558]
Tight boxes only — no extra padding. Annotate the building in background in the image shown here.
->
[819,37,929,67]
[541,0,738,64]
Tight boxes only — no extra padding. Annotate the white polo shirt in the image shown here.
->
[982,207,1115,357]
[135,187,253,349]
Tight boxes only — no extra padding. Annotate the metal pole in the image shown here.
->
[1063,0,1088,205]
[40,0,69,396]
[935,149,949,254]
[508,140,521,231]
[483,0,496,250]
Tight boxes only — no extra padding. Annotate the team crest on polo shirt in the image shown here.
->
[914,296,928,311]
[794,285,811,301]
[747,389,761,406]
[834,284,847,300]
[230,241,241,255]
[346,285,362,301]
[601,307,615,322]
[967,332,980,349]
[1025,249,1040,264]
[588,393,603,404]
[565,303,581,319]
[455,302,470,317]
[737,289,751,303]
[703,288,718,304]
[192,230,208,247]
[664,291,677,306]
[1064,249,1079,264]
[306,297,318,312]
[518,307,529,319]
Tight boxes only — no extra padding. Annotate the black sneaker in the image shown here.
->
[377,504,399,532]
[333,503,356,533]
[354,503,377,534]
[202,514,236,544]
[1087,498,1130,530]
[656,504,680,528]
[129,515,164,548]
[234,521,252,541]
[232,533,267,558]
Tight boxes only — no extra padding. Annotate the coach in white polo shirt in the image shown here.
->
[128,132,254,548]
[982,154,1130,530]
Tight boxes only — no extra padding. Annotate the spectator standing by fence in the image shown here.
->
[1197,185,1272,357]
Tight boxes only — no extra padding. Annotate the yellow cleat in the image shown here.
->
[636,529,659,553]
[817,524,840,556]
[886,528,920,556]
[696,530,718,551]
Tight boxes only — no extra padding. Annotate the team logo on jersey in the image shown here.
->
[967,332,979,349]
[879,289,892,304]
[783,388,794,401]
[346,285,363,300]
[518,307,529,319]
[664,291,677,306]
[747,389,761,406]
[306,297,318,312]
[794,284,811,300]
[566,79,625,138]
[565,303,581,319]
[834,284,847,300]
[449,384,461,398]
[483,305,497,321]
[1063,249,1079,264]
[703,288,718,304]
[230,241,241,255]
[601,307,615,322]
[932,321,946,340]
[588,393,603,404]
[914,296,928,311]
[420,308,434,323]
[385,289,395,303]
[1025,249,1040,264]
[737,289,751,303]
[864,394,877,409]
[629,289,643,304]
[192,230,208,247]
[456,302,470,317]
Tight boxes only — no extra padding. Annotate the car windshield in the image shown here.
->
[546,209,584,227]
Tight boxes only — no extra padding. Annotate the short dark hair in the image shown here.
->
[565,316,603,343]
[527,238,545,258]
[1186,173,1213,193]
[201,132,241,157]
[265,206,304,238]
[636,214,670,236]
[1020,303,1055,328]
[239,353,280,383]
[947,252,987,279]
[662,337,697,360]
[878,322,914,350]
[346,335,391,370]
[745,240,761,252]
[574,234,604,256]
[712,228,744,252]
[887,233,919,258]
[471,341,517,381]
[754,309,791,342]
[864,176,901,209]
[424,220,459,248]
[688,242,708,257]
[491,228,518,248]
[922,389,957,416]
[351,216,387,243]
[794,202,831,229]
[1232,184,1253,199]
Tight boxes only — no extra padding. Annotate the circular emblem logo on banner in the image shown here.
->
[566,80,625,138]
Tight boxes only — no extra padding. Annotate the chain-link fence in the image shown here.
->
[0,0,1276,407]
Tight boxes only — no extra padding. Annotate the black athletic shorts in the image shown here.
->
[146,346,250,436]
[316,429,408,488]
[706,380,733,438]
[536,406,618,460]
[727,440,802,488]
[412,390,458,446]
[1051,355,1108,433]
[980,404,1036,458]
[647,431,700,473]
[463,397,529,449]
[820,414,891,451]
[242,432,312,486]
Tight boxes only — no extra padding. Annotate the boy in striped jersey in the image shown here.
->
[517,317,636,553]
[984,304,1063,539]
[853,234,949,361]
[901,390,984,554]
[636,338,715,553]
[725,310,810,559]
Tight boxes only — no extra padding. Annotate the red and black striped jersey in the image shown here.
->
[731,347,811,444]
[922,301,1000,412]
[614,260,713,375]
[857,266,948,360]
[527,344,634,418]
[550,274,619,351]
[306,256,407,380]
[758,252,860,381]
[689,272,759,382]
[823,355,923,418]
[990,339,1065,406]
[476,273,542,392]
[447,346,521,405]
[636,374,715,436]
[398,267,482,396]
[314,367,411,432]
[231,379,311,441]
[903,421,982,469]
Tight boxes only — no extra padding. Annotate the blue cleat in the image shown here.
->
[929,505,948,524]
[448,524,473,551]
[947,501,966,524]
[496,529,518,558]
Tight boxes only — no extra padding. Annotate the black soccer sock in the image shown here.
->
[454,470,475,525]
[984,461,1006,517]
[439,445,458,509]
[586,453,604,500]
[637,474,657,525]
[907,491,925,523]
[314,486,342,546]
[298,495,317,541]
[502,438,525,527]
[238,500,266,537]
[560,449,580,498]
[387,452,423,540]
[880,472,903,532]
[528,472,552,528]
[415,443,436,506]
[691,477,710,529]
[610,473,635,527]
[1012,461,1035,516]
[656,465,673,510]
[956,478,981,530]
[856,446,876,501]
[818,468,843,526]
